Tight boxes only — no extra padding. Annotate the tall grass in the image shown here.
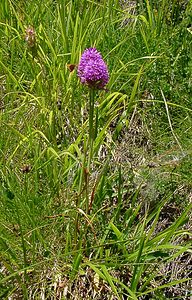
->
[0,0,191,299]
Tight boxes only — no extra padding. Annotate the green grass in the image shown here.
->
[0,0,192,299]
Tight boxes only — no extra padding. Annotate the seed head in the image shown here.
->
[78,48,109,89]
[25,26,36,48]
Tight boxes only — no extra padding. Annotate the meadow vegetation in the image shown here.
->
[0,0,191,299]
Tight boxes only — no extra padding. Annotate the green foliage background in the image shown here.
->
[0,0,191,299]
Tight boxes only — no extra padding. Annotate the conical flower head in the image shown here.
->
[78,48,109,89]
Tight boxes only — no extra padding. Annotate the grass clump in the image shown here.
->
[0,0,191,299]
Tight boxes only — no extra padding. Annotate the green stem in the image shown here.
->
[88,88,95,170]
[85,88,95,214]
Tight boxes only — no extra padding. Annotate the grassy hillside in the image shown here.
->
[0,0,191,299]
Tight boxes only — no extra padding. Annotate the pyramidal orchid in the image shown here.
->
[78,47,109,89]
[77,48,109,214]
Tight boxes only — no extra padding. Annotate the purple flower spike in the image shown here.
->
[78,48,109,89]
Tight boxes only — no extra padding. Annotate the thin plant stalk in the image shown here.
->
[85,88,95,214]
[88,88,95,170]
